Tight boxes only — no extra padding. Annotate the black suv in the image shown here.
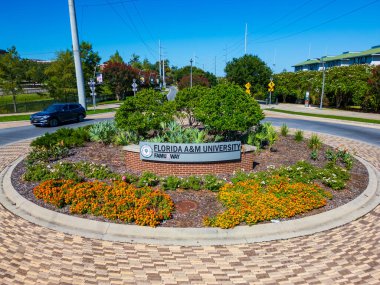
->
[30,103,86,127]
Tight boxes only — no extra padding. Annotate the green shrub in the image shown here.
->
[180,175,202,190]
[161,176,182,190]
[203,175,225,192]
[89,121,118,145]
[115,89,174,136]
[294,130,304,142]
[308,134,322,150]
[31,127,89,148]
[137,171,160,187]
[25,146,70,165]
[174,86,209,126]
[194,82,264,135]
[280,124,289,136]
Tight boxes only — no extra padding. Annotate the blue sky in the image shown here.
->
[1,0,380,75]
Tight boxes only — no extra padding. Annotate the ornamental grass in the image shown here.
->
[33,180,174,227]
[204,176,332,229]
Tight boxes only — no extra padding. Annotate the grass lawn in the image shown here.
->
[267,109,380,125]
[0,93,52,104]
[0,108,116,122]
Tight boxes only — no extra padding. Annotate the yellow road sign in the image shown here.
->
[245,89,251,95]
[245,82,251,89]
[268,81,275,88]
[268,88,274,92]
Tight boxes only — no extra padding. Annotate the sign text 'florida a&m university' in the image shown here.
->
[139,141,241,163]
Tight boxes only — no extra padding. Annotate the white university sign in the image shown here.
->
[139,141,242,163]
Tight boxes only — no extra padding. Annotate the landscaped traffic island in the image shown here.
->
[10,84,369,229]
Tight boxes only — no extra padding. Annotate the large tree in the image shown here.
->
[102,62,138,101]
[225,54,272,94]
[44,50,77,101]
[44,42,101,101]
[108,50,124,63]
[0,46,25,112]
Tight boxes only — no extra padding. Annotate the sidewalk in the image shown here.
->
[261,103,380,120]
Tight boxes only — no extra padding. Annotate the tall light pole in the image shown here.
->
[68,0,86,109]
[319,57,326,109]
[190,58,193,88]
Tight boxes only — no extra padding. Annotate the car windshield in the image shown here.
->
[43,105,64,112]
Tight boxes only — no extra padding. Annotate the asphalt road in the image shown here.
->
[0,116,379,147]
[0,118,110,146]
[264,116,380,147]
[166,86,178,101]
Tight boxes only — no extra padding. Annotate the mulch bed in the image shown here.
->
[11,136,369,228]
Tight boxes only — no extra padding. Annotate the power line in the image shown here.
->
[80,0,137,8]
[253,0,380,44]
[104,0,157,60]
[252,0,339,42]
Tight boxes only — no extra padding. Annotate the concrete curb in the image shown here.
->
[1,156,379,246]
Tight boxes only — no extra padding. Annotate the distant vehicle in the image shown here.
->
[30,103,86,127]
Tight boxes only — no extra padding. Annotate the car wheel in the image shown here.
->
[49,118,58,127]
[78,114,84,122]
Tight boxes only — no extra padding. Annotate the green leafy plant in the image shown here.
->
[280,124,289,136]
[294,130,304,142]
[31,127,89,148]
[161,176,182,190]
[203,175,225,192]
[115,88,174,137]
[88,121,118,145]
[308,134,322,150]
[194,82,264,136]
[137,171,160,187]
[310,150,318,160]
[180,175,202,190]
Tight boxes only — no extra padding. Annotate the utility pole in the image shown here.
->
[162,55,166,88]
[320,57,326,109]
[158,40,162,89]
[214,56,217,76]
[244,23,248,55]
[68,0,86,109]
[190,58,193,88]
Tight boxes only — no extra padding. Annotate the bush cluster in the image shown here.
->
[33,180,174,227]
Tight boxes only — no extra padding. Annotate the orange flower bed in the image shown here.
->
[204,177,332,229]
[33,180,174,227]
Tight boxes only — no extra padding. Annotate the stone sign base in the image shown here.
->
[123,145,256,176]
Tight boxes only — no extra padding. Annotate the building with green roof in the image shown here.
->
[293,45,380,72]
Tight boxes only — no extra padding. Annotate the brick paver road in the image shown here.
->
[0,134,379,284]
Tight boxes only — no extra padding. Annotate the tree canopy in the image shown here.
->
[0,46,24,112]
[115,89,174,136]
[225,54,272,94]
[194,82,264,135]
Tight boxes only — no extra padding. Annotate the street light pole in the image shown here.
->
[320,57,326,109]
[68,0,86,109]
[190,58,193,88]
